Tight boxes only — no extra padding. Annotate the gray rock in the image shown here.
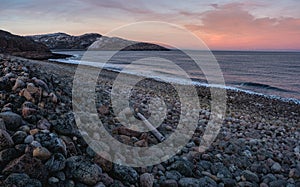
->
[269,180,288,187]
[24,135,34,144]
[238,181,258,187]
[222,178,236,187]
[140,173,154,187]
[178,177,217,187]
[0,111,22,130]
[34,132,67,155]
[94,182,106,187]
[99,173,114,186]
[12,131,27,144]
[66,156,102,185]
[0,148,19,168]
[3,153,48,182]
[242,170,259,183]
[161,179,178,187]
[111,164,139,185]
[45,153,66,172]
[4,173,42,187]
[170,160,194,177]
[271,162,282,173]
[48,177,59,184]
[262,173,276,183]
[166,170,182,180]
[0,129,14,151]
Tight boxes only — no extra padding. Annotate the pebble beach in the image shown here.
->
[0,54,299,187]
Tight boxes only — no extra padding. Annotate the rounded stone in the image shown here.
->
[33,147,51,160]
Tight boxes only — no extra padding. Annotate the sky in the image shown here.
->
[1,0,300,50]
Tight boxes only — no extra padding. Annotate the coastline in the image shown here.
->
[0,54,299,186]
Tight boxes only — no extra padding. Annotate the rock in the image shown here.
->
[49,92,58,103]
[4,173,42,187]
[0,119,6,130]
[241,170,259,183]
[178,177,217,187]
[238,181,257,187]
[19,88,34,102]
[48,177,59,184]
[110,180,126,187]
[222,178,236,187]
[45,153,66,172]
[32,77,49,93]
[66,156,102,185]
[22,107,37,118]
[12,78,25,91]
[94,182,106,187]
[31,140,42,147]
[0,148,20,168]
[161,179,178,187]
[0,111,22,130]
[113,126,142,137]
[53,171,65,181]
[99,173,114,186]
[3,154,48,182]
[24,135,34,144]
[111,164,139,185]
[34,132,67,155]
[33,146,51,160]
[0,129,14,151]
[93,151,113,172]
[166,170,182,180]
[12,131,27,144]
[269,180,288,187]
[169,160,194,177]
[140,173,154,187]
[289,165,300,179]
[37,118,51,130]
[271,162,282,173]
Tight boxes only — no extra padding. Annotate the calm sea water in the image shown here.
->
[51,50,300,103]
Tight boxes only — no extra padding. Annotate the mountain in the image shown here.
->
[27,33,102,50]
[89,36,169,51]
[0,30,58,60]
[28,33,169,51]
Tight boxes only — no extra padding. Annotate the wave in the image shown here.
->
[240,82,291,92]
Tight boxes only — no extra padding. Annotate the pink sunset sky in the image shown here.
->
[1,0,300,50]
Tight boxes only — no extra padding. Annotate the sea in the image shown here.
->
[50,50,300,104]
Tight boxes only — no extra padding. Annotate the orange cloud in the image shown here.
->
[186,3,300,50]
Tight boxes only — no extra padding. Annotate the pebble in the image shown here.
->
[0,111,23,130]
[0,129,14,151]
[140,173,154,187]
[271,162,282,173]
[12,131,27,144]
[66,156,102,185]
[241,170,259,183]
[45,153,66,172]
[111,164,138,185]
[24,135,34,144]
[33,147,52,160]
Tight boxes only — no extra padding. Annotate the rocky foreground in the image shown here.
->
[0,54,299,187]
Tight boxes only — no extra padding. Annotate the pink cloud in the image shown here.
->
[186,3,300,50]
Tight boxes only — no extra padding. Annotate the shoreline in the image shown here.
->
[0,54,299,186]
[49,54,300,105]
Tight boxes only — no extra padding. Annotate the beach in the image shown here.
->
[0,54,299,186]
